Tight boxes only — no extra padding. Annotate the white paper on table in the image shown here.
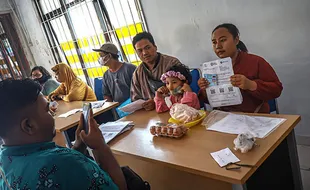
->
[202,57,243,107]
[91,99,107,109]
[210,148,240,167]
[58,108,82,118]
[119,99,146,113]
[207,113,286,138]
[99,121,134,143]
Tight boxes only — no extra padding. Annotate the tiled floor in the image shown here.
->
[297,145,310,190]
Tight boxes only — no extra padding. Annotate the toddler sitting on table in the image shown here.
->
[154,64,200,113]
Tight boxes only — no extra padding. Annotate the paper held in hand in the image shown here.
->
[202,57,243,108]
[119,99,146,113]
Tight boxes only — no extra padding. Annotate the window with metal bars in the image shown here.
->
[33,0,147,87]
[0,14,29,81]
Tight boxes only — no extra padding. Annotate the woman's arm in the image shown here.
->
[247,58,283,101]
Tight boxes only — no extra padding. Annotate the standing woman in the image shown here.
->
[31,66,60,96]
[198,23,283,113]
[48,63,97,102]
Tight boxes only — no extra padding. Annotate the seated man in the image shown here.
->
[94,43,136,104]
[0,79,127,190]
[131,32,181,111]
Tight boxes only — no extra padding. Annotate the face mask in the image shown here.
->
[99,54,110,66]
[171,86,184,95]
[34,75,50,84]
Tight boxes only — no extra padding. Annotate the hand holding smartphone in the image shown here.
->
[82,103,92,134]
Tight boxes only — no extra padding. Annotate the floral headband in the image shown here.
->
[160,71,186,83]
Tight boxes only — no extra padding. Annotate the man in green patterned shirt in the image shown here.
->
[0,79,127,190]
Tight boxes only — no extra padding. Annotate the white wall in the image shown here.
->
[0,0,37,73]
[13,0,55,71]
[0,0,10,12]
[141,0,310,136]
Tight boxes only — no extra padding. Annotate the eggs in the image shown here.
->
[149,123,188,138]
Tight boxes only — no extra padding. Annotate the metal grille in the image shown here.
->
[0,21,23,81]
[34,0,147,86]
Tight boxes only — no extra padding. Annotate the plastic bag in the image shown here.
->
[170,103,201,123]
[201,110,229,128]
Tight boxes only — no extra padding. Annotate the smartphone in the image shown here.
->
[82,103,92,134]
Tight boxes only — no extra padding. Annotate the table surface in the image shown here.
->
[109,110,301,184]
[54,101,119,132]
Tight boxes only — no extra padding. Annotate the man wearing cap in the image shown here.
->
[94,43,136,104]
[131,32,181,111]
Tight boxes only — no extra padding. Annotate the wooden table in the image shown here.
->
[109,110,303,190]
[54,101,119,147]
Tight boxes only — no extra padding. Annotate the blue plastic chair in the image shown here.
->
[190,68,205,108]
[94,77,104,100]
[268,99,279,114]
[190,68,201,94]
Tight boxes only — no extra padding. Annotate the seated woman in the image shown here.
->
[154,64,200,113]
[31,66,60,96]
[198,23,283,113]
[48,63,97,102]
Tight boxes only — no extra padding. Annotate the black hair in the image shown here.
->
[31,66,52,79]
[0,79,41,137]
[212,23,248,52]
[110,53,119,60]
[166,64,192,84]
[132,32,156,48]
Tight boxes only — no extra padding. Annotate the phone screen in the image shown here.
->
[82,103,92,134]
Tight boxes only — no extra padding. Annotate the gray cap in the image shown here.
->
[93,43,118,55]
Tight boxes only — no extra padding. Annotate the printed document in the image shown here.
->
[58,108,82,118]
[202,57,243,107]
[99,121,134,143]
[207,113,286,138]
[210,148,240,167]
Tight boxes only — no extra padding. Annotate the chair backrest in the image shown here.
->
[94,77,104,100]
[268,99,279,114]
[190,68,201,94]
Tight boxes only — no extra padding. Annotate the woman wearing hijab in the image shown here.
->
[48,63,97,102]
[31,66,60,96]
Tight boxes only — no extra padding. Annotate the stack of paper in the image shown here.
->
[207,113,286,138]
[58,108,82,118]
[99,121,134,143]
[91,100,107,109]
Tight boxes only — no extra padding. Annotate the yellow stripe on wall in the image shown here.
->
[132,61,141,67]
[72,66,108,78]
[60,23,143,51]
[66,52,100,64]
[122,44,135,55]
[60,41,75,51]
[116,23,143,39]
